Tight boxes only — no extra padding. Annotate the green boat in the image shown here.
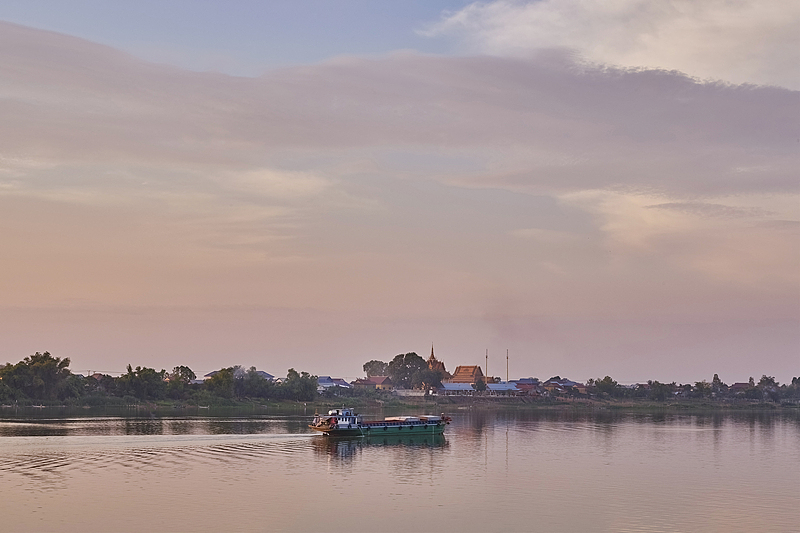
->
[309,408,450,437]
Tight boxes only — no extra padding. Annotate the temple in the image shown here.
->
[427,344,451,379]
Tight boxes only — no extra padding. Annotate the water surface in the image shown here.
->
[1,408,797,532]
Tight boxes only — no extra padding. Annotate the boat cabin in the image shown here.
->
[319,408,362,427]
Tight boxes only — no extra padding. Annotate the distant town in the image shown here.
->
[1,349,798,406]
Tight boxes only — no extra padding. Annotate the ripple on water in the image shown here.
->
[0,412,797,533]
[0,433,313,492]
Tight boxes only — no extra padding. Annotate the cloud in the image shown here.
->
[645,202,773,218]
[561,190,800,290]
[1,22,796,302]
[510,227,581,243]
[2,21,797,203]
[423,0,800,89]
[219,168,331,199]
[0,22,797,380]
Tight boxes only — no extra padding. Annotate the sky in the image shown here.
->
[0,1,797,384]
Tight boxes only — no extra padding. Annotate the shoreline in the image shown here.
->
[2,396,798,414]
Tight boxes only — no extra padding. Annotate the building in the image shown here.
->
[447,365,484,384]
[352,376,394,391]
[369,376,394,390]
[510,378,542,396]
[542,377,586,395]
[317,376,352,392]
[427,345,451,379]
[486,382,520,396]
[439,383,475,396]
[352,378,376,390]
[729,382,751,394]
[203,368,273,381]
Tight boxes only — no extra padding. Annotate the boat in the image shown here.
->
[309,408,450,437]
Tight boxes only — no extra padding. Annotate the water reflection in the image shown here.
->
[446,407,798,434]
[312,434,448,462]
[123,418,163,435]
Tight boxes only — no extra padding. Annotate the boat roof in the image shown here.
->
[326,408,357,416]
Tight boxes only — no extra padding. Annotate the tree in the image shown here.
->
[387,352,427,389]
[91,374,118,397]
[116,365,167,400]
[694,380,711,398]
[416,368,444,391]
[784,378,800,400]
[744,386,762,400]
[167,365,196,399]
[711,374,726,394]
[61,374,86,400]
[0,352,73,401]
[282,368,317,401]
[650,381,673,402]
[238,367,276,398]
[170,366,196,383]
[596,376,618,396]
[758,375,777,389]
[744,376,759,399]
[758,375,780,402]
[206,368,235,399]
[0,379,15,402]
[363,360,389,377]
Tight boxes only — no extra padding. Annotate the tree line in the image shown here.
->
[359,352,800,403]
[0,352,318,405]
[587,374,800,402]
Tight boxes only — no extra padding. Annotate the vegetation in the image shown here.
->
[0,352,73,401]
[382,352,447,390]
[585,374,800,404]
[1,351,797,409]
[0,352,317,406]
[363,360,388,377]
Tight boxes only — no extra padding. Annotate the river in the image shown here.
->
[0,407,797,532]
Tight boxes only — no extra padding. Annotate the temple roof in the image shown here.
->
[447,365,484,383]
[426,344,450,377]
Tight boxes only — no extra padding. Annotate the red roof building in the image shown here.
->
[446,365,484,384]
[368,376,394,390]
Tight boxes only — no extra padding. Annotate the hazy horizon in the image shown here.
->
[0,1,797,383]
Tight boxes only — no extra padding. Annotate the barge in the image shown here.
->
[309,408,450,437]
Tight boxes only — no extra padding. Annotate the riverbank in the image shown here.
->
[378,397,798,414]
[4,395,796,415]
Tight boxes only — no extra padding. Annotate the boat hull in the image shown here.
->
[310,423,447,437]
